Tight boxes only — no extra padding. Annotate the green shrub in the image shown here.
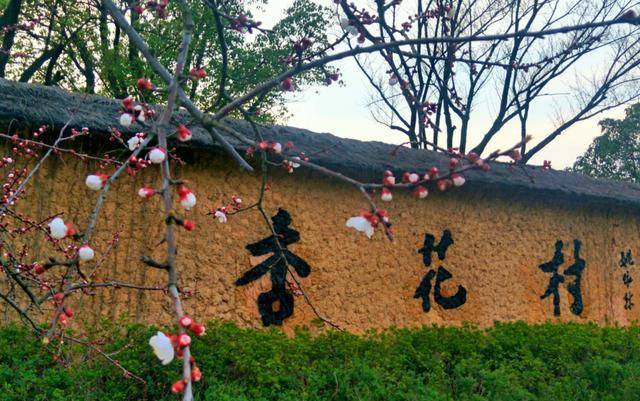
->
[1,321,640,401]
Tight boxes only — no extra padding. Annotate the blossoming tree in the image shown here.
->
[0,1,638,400]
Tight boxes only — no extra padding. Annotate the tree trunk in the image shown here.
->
[0,0,24,77]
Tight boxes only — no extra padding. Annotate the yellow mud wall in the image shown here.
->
[8,149,640,332]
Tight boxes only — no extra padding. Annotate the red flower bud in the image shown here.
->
[137,78,153,91]
[437,179,452,191]
[258,140,269,151]
[182,220,195,231]
[189,68,207,80]
[189,323,206,337]
[34,264,45,274]
[191,366,202,382]
[281,77,294,91]
[171,380,185,393]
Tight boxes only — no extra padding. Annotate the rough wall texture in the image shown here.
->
[9,149,640,332]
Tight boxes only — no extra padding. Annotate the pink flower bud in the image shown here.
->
[189,323,206,337]
[179,315,193,328]
[414,185,428,199]
[171,380,185,393]
[451,173,466,187]
[381,187,393,202]
[138,187,155,199]
[178,333,191,347]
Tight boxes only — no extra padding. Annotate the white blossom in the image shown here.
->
[214,210,227,223]
[149,332,174,365]
[149,148,166,164]
[85,174,103,191]
[180,192,197,210]
[119,113,134,127]
[78,245,95,262]
[48,217,67,239]
[346,216,374,238]
[127,135,143,151]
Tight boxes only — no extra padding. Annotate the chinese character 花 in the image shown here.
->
[414,230,467,312]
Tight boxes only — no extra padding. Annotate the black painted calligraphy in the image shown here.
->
[414,230,467,312]
[538,239,586,316]
[235,209,310,326]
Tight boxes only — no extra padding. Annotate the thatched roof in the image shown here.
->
[0,78,639,210]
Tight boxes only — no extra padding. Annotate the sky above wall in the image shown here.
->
[256,0,628,169]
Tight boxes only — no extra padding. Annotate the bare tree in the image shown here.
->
[340,0,640,161]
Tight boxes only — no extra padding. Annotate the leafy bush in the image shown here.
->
[2,321,640,401]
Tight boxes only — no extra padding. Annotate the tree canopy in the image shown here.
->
[573,103,640,183]
[0,0,333,122]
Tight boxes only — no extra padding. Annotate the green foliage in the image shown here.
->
[3,0,333,122]
[3,321,640,401]
[573,103,640,183]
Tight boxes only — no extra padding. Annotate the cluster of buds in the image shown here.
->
[287,279,304,296]
[293,37,313,53]
[346,209,391,239]
[131,0,169,18]
[210,195,242,224]
[70,127,89,137]
[324,72,340,85]
[51,292,74,326]
[137,77,154,92]
[379,161,471,201]
[126,155,151,176]
[149,317,206,393]
[465,152,491,172]
[127,132,146,151]
[283,157,301,173]
[119,96,154,127]
[0,156,13,168]
[189,68,206,81]
[229,14,262,33]
[257,140,282,154]
[247,141,294,158]
[8,125,48,158]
